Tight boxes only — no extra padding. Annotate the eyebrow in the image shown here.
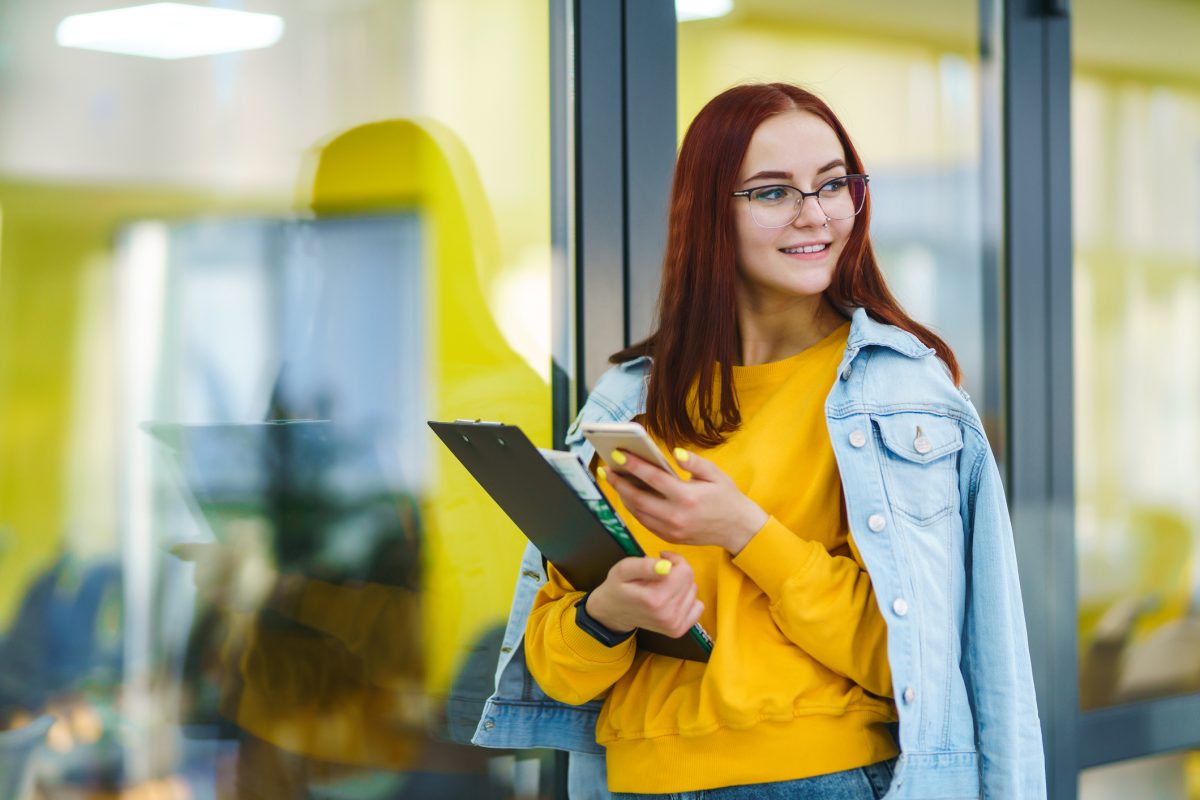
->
[742,159,847,185]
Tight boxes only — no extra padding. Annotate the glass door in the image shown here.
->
[0,1,559,796]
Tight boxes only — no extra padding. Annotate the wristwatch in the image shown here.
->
[574,592,635,647]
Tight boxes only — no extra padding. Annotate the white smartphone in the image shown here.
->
[581,421,675,473]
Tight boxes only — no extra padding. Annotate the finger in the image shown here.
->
[673,582,698,615]
[614,452,680,497]
[670,447,722,483]
[624,489,677,531]
[603,460,665,499]
[657,551,694,583]
[605,469,671,513]
[612,555,672,583]
[169,542,208,561]
[670,599,705,639]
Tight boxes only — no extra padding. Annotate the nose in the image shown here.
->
[791,193,828,229]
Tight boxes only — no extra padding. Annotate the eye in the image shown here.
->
[819,177,849,194]
[750,185,791,203]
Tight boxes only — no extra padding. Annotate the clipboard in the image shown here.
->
[429,419,713,662]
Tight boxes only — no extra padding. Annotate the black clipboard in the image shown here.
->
[429,419,712,662]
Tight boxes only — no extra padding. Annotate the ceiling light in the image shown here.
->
[676,0,733,22]
[56,3,284,60]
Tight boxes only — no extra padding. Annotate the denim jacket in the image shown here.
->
[471,308,1046,800]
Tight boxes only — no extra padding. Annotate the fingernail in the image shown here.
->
[610,450,627,466]
[654,559,672,576]
[597,466,607,482]
[673,447,691,463]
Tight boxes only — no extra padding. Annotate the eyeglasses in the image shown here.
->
[731,174,870,229]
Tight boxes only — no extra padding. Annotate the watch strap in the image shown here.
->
[574,592,635,647]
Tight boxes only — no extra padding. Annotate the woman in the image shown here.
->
[473,83,1045,799]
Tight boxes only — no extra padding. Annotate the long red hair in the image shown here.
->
[612,82,961,449]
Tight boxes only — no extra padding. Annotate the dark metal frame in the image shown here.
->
[550,2,676,793]
[568,0,675,406]
[1002,1,1078,797]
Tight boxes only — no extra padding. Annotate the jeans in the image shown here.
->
[609,757,896,800]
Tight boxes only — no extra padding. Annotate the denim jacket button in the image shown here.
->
[849,430,867,448]
[841,364,853,380]
[483,719,496,731]
[868,513,886,532]
[893,598,909,617]
[903,687,916,704]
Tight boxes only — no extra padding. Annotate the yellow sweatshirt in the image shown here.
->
[524,321,898,793]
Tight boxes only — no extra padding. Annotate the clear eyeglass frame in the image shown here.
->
[731,174,870,229]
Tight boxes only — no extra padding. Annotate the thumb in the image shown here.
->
[170,542,209,562]
[671,447,719,482]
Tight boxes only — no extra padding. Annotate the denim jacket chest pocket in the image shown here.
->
[872,412,964,525]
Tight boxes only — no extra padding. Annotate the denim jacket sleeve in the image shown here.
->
[961,430,1047,798]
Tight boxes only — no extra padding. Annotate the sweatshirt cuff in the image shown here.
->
[553,592,637,664]
[731,516,821,602]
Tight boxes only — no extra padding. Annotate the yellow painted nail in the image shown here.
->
[654,559,672,576]
[597,466,607,482]
[610,450,627,466]
[673,447,691,463]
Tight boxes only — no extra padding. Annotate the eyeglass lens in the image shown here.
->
[747,176,867,228]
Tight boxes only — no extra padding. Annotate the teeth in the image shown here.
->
[782,244,827,254]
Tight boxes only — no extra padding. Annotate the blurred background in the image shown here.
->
[0,0,1197,798]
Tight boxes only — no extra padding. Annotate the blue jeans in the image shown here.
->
[609,757,897,800]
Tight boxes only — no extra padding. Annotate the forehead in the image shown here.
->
[740,110,844,176]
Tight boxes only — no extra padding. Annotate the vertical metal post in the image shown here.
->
[551,0,574,449]
[574,0,626,403]
[622,0,676,344]
[573,0,676,405]
[1003,0,1077,796]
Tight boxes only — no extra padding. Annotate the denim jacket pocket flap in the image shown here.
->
[873,413,963,464]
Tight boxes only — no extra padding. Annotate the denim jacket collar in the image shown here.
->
[842,307,935,359]
[617,307,933,377]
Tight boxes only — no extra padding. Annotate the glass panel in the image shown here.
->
[1080,750,1200,799]
[677,0,999,441]
[0,1,556,796]
[1073,0,1200,711]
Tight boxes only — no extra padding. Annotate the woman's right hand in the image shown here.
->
[584,551,703,638]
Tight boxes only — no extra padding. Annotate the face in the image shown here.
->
[731,110,856,309]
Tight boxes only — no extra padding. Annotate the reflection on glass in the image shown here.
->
[1073,0,1200,711]
[678,0,994,435]
[0,1,554,796]
[1080,750,1200,800]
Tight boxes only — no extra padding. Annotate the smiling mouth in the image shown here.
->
[780,244,829,254]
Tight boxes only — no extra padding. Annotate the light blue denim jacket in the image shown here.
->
[472,308,1046,800]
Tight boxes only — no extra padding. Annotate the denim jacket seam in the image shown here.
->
[965,439,988,525]
[590,394,623,419]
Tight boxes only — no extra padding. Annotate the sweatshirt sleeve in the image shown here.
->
[732,516,893,698]
[523,562,637,706]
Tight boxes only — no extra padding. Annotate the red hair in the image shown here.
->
[612,82,962,448]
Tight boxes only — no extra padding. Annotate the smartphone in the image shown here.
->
[581,421,675,473]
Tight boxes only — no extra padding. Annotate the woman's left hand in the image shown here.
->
[601,449,768,555]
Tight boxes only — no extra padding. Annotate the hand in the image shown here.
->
[585,552,702,638]
[601,449,768,554]
[169,519,278,612]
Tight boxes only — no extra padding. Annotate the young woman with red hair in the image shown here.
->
[476,83,1045,800]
